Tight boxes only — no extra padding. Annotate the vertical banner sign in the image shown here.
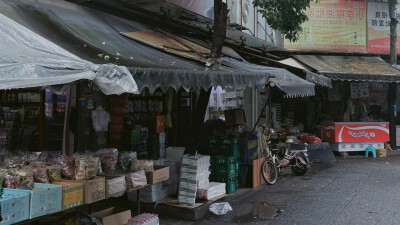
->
[351,83,359,99]
[358,82,369,99]
[284,0,367,52]
[367,2,400,53]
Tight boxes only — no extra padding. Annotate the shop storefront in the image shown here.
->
[289,55,400,152]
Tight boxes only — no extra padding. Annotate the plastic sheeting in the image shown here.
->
[0,12,138,95]
[0,0,311,95]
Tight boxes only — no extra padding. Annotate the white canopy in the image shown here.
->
[0,13,138,95]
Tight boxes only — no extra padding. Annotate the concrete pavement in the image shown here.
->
[160,151,400,225]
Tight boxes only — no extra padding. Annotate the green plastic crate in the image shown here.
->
[212,155,238,176]
[212,174,238,194]
[209,136,219,156]
[220,136,239,156]
[130,129,141,143]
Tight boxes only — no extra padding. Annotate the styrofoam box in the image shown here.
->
[0,188,31,225]
[29,183,62,219]
[330,142,385,152]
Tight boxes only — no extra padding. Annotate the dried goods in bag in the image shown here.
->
[3,173,20,189]
[74,154,99,181]
[96,148,118,173]
[47,165,62,182]
[32,166,50,183]
[119,151,136,171]
[15,167,34,190]
[57,155,75,179]
[5,156,25,168]
[130,158,153,172]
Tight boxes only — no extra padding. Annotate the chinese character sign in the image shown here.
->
[284,0,367,52]
[368,2,400,54]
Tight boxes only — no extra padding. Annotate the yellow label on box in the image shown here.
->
[98,182,104,191]
[64,189,83,205]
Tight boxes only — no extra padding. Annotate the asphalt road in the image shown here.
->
[161,151,400,225]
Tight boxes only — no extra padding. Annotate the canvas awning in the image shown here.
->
[222,59,315,97]
[293,55,400,83]
[279,58,332,88]
[0,13,138,95]
[121,29,314,96]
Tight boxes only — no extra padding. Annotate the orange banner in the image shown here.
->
[284,0,367,53]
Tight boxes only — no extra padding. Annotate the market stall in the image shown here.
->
[287,55,400,152]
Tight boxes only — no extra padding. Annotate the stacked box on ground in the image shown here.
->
[178,155,210,205]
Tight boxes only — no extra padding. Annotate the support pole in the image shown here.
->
[389,0,397,149]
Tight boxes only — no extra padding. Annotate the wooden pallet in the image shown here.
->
[159,194,227,209]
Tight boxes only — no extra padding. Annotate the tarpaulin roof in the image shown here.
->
[222,59,315,97]
[0,13,138,95]
[293,55,400,83]
[0,0,274,93]
[0,0,315,96]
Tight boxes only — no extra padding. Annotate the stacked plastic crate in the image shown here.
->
[209,136,239,194]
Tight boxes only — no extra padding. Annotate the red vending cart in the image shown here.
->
[321,122,389,152]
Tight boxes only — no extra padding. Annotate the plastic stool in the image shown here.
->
[365,147,376,158]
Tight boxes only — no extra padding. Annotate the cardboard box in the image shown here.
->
[62,176,105,204]
[0,188,30,225]
[105,175,127,198]
[127,187,168,203]
[146,165,169,184]
[28,183,62,219]
[91,207,131,225]
[142,115,164,133]
[52,182,84,210]
[224,108,246,126]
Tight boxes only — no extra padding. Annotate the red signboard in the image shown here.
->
[322,123,389,143]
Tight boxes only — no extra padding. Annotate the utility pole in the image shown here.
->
[389,0,397,65]
[389,0,397,149]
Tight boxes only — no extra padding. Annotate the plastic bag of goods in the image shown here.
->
[130,158,153,172]
[119,151,136,171]
[5,155,25,168]
[96,148,118,173]
[105,175,127,198]
[46,164,62,182]
[129,213,159,225]
[15,167,34,189]
[75,156,99,181]
[32,165,50,183]
[3,171,20,188]
[56,155,75,179]
[209,202,233,215]
[128,170,147,187]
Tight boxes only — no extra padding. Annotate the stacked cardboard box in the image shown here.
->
[178,155,210,205]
